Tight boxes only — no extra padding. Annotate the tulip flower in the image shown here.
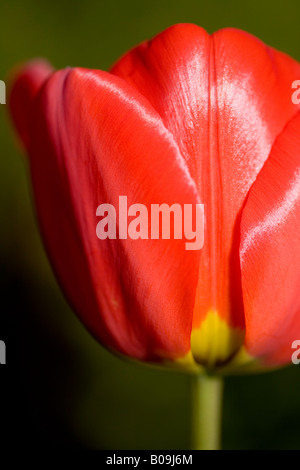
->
[8,24,300,449]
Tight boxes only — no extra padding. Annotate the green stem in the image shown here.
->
[190,374,224,450]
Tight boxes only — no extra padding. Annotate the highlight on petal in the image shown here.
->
[112,23,300,360]
[9,64,201,363]
[240,111,300,367]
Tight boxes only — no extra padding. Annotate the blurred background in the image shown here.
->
[1,0,300,450]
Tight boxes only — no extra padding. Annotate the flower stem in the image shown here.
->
[190,374,224,450]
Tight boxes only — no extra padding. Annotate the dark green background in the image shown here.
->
[1,0,300,449]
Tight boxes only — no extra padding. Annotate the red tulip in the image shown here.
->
[8,24,300,374]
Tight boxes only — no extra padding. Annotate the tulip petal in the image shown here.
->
[112,24,300,364]
[9,64,201,363]
[241,111,300,366]
[8,60,54,148]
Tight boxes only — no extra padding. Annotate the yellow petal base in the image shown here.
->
[124,311,270,375]
[191,310,244,369]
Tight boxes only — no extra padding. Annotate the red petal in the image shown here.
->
[112,24,300,333]
[8,60,53,148]
[241,112,300,366]
[9,65,201,362]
